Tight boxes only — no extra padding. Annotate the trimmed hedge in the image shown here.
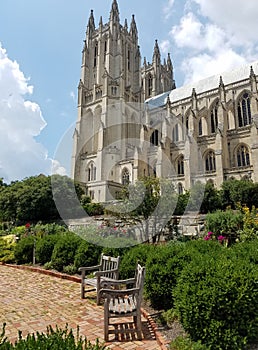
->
[36,234,60,264]
[51,234,82,272]
[173,251,258,349]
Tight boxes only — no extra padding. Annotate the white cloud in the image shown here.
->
[51,159,67,176]
[160,40,171,54]
[163,0,175,20]
[182,49,247,84]
[166,0,258,86]
[171,13,226,53]
[70,91,76,102]
[0,43,67,183]
[192,0,258,44]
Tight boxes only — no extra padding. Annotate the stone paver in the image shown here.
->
[0,265,163,349]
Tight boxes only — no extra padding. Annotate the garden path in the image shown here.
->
[0,264,166,349]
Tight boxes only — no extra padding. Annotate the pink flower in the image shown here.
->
[207,231,213,236]
[218,235,225,241]
[204,236,210,240]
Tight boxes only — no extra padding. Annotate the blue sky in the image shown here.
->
[1,0,258,182]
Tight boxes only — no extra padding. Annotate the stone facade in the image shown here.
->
[72,0,258,202]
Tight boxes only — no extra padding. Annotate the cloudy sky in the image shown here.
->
[0,0,258,182]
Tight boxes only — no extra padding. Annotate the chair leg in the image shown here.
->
[104,301,109,342]
[81,282,85,299]
[136,314,142,340]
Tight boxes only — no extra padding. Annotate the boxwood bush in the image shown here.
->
[74,240,101,270]
[51,234,82,272]
[119,243,155,279]
[14,236,36,264]
[144,240,222,310]
[35,234,60,265]
[173,251,258,349]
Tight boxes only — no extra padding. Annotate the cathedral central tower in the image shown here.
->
[72,0,175,202]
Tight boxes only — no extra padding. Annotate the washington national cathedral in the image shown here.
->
[72,0,258,203]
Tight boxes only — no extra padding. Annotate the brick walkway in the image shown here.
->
[0,264,164,349]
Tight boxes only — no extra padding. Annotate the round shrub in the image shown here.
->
[119,243,155,279]
[14,236,35,264]
[173,253,258,349]
[35,234,60,265]
[145,240,223,310]
[51,234,82,272]
[74,240,101,270]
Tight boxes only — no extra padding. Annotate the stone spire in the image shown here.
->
[152,40,161,63]
[167,53,172,71]
[110,0,120,23]
[99,16,103,28]
[124,18,128,31]
[130,14,138,41]
[86,10,95,39]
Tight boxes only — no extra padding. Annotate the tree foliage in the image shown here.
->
[0,175,84,224]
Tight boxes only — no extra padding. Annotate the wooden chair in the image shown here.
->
[99,263,146,341]
[78,253,120,305]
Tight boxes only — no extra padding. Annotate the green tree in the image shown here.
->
[120,177,177,242]
[220,179,254,209]
[0,175,85,224]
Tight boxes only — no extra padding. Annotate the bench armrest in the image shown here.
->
[78,264,101,272]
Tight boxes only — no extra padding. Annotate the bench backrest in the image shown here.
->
[99,253,120,279]
[135,263,146,304]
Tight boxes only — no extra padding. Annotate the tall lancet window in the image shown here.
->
[104,40,107,62]
[94,42,98,68]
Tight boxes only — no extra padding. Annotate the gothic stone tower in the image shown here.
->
[72,0,175,202]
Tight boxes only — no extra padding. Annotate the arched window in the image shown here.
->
[178,183,183,194]
[148,74,153,97]
[87,162,97,181]
[94,42,98,68]
[177,155,184,175]
[104,40,107,62]
[127,50,131,71]
[211,101,219,133]
[186,116,189,132]
[122,168,130,186]
[238,92,251,127]
[199,119,203,136]
[173,124,179,142]
[150,130,159,146]
[205,150,216,172]
[236,145,250,167]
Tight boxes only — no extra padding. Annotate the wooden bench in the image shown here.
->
[78,253,120,305]
[99,263,146,341]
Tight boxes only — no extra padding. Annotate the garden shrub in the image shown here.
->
[119,243,155,279]
[83,203,104,216]
[0,235,16,263]
[173,252,258,349]
[35,234,60,265]
[205,209,243,244]
[144,242,192,310]
[33,223,68,237]
[170,336,208,350]
[14,236,36,264]
[0,323,108,349]
[145,240,224,310]
[51,234,82,272]
[74,240,101,270]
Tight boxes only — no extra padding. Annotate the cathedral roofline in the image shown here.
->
[146,60,258,108]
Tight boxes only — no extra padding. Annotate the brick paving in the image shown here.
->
[0,265,164,349]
